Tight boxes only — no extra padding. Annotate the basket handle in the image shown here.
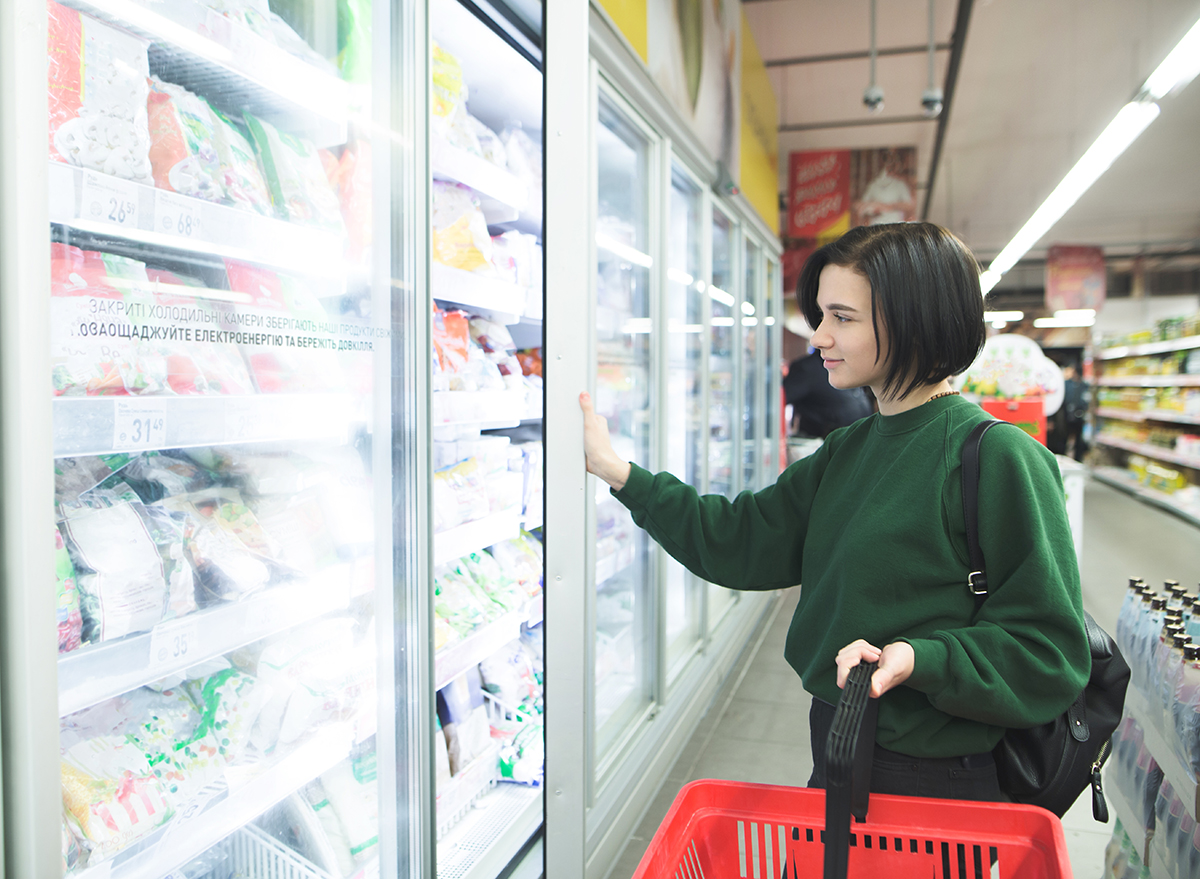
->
[823,661,879,879]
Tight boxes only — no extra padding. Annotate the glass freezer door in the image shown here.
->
[742,239,761,491]
[43,0,420,875]
[707,207,737,629]
[593,92,654,761]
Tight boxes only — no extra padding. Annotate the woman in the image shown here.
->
[579,222,1090,801]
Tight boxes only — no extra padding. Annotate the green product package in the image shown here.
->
[243,111,344,232]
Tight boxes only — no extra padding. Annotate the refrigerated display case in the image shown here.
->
[427,1,546,876]
[1,0,430,875]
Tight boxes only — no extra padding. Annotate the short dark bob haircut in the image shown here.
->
[797,222,986,401]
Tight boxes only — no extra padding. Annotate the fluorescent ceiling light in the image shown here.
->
[1033,315,1096,328]
[742,316,759,327]
[741,301,756,315]
[1142,17,1200,99]
[991,320,1007,329]
[667,268,694,285]
[596,233,653,268]
[668,322,704,334]
[711,316,735,327]
[984,310,1024,322]
[708,287,735,307]
[979,13,1200,291]
[765,316,777,326]
[620,318,653,334]
[1054,308,1096,320]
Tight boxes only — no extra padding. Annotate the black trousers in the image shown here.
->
[806,698,1005,803]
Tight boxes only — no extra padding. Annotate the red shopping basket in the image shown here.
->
[630,779,1072,878]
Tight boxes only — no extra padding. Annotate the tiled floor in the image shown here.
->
[605,475,1200,879]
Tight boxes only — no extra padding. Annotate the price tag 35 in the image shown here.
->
[148,617,200,674]
[81,171,141,230]
[156,190,203,239]
[113,400,167,450]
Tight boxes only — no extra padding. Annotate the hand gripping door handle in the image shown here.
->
[823,661,879,879]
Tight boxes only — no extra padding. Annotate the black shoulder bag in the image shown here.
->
[962,419,1130,820]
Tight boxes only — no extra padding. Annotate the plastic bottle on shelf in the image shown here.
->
[1176,807,1197,879]
[1118,576,1147,657]
[1166,580,1186,613]
[1158,629,1189,732]
[1187,822,1200,879]
[1171,644,1200,778]
[1185,592,1200,642]
[1155,779,1184,877]
[1134,596,1167,693]
[1129,591,1155,691]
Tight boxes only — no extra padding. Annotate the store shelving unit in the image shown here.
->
[1092,466,1200,528]
[1096,408,1200,426]
[1094,434,1200,470]
[433,508,523,567]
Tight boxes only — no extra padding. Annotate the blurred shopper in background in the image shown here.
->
[783,343,874,438]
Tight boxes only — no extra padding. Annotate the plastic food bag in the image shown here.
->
[138,504,197,620]
[502,123,542,204]
[433,307,471,377]
[207,105,274,216]
[470,117,507,168]
[432,182,496,275]
[302,780,356,877]
[59,499,168,643]
[120,451,216,503]
[61,736,174,863]
[184,667,271,764]
[48,1,152,183]
[116,687,224,803]
[244,112,344,231]
[320,749,379,867]
[468,316,515,355]
[337,0,372,83]
[433,562,491,636]
[55,525,84,654]
[146,77,224,202]
[464,551,525,613]
[326,140,373,265]
[432,459,490,531]
[431,43,481,155]
[172,491,284,605]
[488,536,542,598]
[436,669,490,775]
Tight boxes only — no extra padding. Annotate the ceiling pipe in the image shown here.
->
[920,0,975,220]
[764,43,950,69]
[921,0,944,116]
[863,0,884,112]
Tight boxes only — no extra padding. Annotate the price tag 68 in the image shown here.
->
[155,190,203,239]
[148,618,200,674]
[113,400,167,450]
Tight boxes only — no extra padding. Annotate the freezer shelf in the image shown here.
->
[59,563,356,717]
[72,722,356,879]
[435,599,540,691]
[437,743,502,841]
[62,0,347,146]
[53,394,358,457]
[432,263,527,324]
[432,137,527,216]
[433,390,528,428]
[436,785,542,879]
[49,163,345,279]
[434,508,522,566]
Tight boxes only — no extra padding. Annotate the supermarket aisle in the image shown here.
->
[606,474,1200,878]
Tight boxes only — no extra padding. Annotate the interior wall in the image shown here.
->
[1093,294,1200,338]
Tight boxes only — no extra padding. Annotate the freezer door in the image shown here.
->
[26,0,429,875]
[742,239,762,491]
[707,207,738,630]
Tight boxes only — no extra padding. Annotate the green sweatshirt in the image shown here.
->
[613,395,1090,758]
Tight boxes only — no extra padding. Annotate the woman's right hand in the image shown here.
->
[580,392,631,490]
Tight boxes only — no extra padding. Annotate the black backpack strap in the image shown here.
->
[961,419,1005,612]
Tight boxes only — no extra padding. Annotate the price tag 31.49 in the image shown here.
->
[113,400,167,450]
[148,617,200,675]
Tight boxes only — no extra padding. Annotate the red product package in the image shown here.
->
[433,307,471,376]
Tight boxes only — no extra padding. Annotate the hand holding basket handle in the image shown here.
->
[823,661,879,879]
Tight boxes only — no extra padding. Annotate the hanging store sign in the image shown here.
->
[787,147,917,240]
[1045,245,1106,313]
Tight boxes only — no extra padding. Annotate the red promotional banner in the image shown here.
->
[787,150,850,239]
[1046,245,1106,312]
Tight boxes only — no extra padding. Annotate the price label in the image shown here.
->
[155,190,203,239]
[225,398,262,442]
[148,617,200,673]
[113,400,167,450]
[81,171,140,229]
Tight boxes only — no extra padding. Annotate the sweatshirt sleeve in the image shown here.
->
[902,427,1091,728]
[611,445,829,591]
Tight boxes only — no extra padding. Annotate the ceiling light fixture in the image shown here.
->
[921,0,943,117]
[863,0,885,113]
[979,14,1200,295]
[983,310,1024,322]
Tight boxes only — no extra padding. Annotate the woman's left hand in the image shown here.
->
[836,639,915,698]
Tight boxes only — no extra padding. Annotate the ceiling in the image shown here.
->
[744,0,1200,297]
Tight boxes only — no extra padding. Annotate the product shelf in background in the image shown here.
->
[1099,337,1200,360]
[64,0,348,146]
[1094,435,1200,471]
[433,508,522,567]
[1092,467,1200,529]
[1097,408,1200,426]
[1107,780,1161,877]
[431,262,526,324]
[432,390,526,428]
[59,565,355,717]
[1096,375,1200,388]
[432,136,527,217]
[436,742,501,841]
[435,605,529,691]
[73,722,355,879]
[53,393,359,458]
[436,784,542,878]
[49,163,346,279]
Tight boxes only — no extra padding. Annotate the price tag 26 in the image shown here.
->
[81,171,140,230]
[113,400,167,450]
[155,190,203,239]
[148,617,200,674]
[225,398,262,442]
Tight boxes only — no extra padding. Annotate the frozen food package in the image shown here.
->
[450,344,506,392]
[431,42,481,155]
[223,260,346,393]
[61,737,174,863]
[55,525,84,654]
[327,140,373,264]
[138,504,198,620]
[463,551,525,613]
[116,687,225,803]
[120,451,216,503]
[301,781,357,877]
[488,536,542,597]
[432,181,496,275]
[516,348,543,378]
[243,111,345,231]
[502,123,543,204]
[436,668,490,775]
[173,492,284,605]
[320,750,379,867]
[433,562,490,636]
[55,454,133,507]
[435,715,453,789]
[61,812,85,874]
[470,117,508,168]
[146,77,225,202]
[434,613,459,652]
[337,0,372,84]
[433,307,471,377]
[59,499,167,643]
[468,316,516,355]
[184,667,271,764]
[432,458,490,531]
[48,0,153,183]
[250,492,338,575]
[478,639,540,708]
[207,105,274,216]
